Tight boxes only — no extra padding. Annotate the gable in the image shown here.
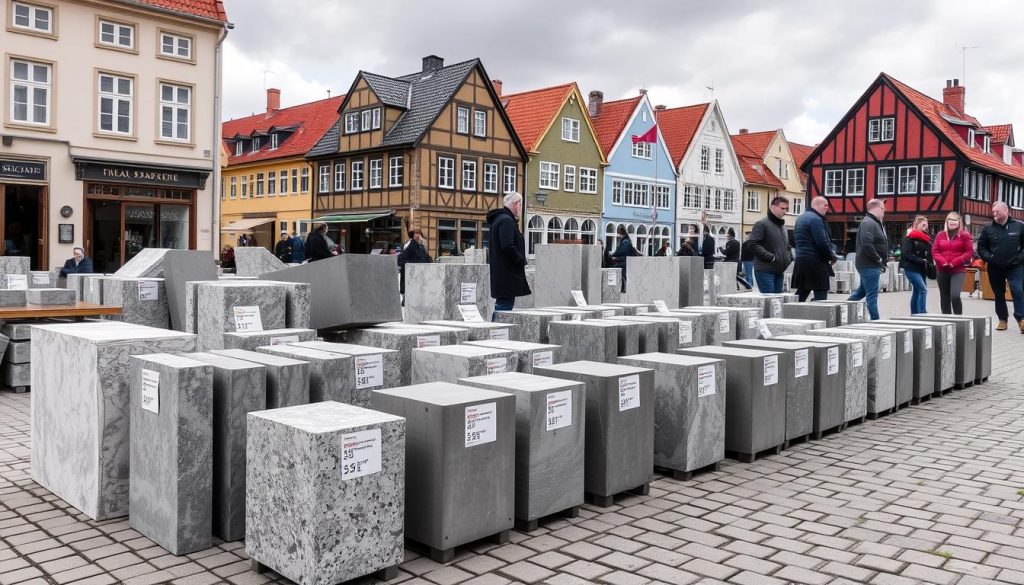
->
[533,89,606,164]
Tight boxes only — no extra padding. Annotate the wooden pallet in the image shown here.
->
[728,444,783,464]
[515,505,580,532]
[656,461,721,482]
[585,483,650,508]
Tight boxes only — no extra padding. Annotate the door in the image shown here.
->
[89,199,121,273]
[2,183,43,269]
[123,203,156,265]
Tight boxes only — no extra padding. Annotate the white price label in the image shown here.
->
[460,282,477,304]
[458,304,484,322]
[881,336,892,360]
[618,374,640,411]
[270,335,300,346]
[488,328,509,340]
[925,327,933,349]
[602,309,616,318]
[839,305,849,325]
[6,274,27,290]
[794,349,809,378]
[545,390,572,431]
[341,428,382,480]
[232,306,264,332]
[465,402,497,447]
[532,350,553,368]
[697,364,716,397]
[718,314,730,334]
[678,321,693,344]
[31,273,48,285]
[763,355,779,386]
[945,325,954,346]
[653,300,671,316]
[747,310,759,329]
[485,357,507,375]
[756,320,773,339]
[771,299,783,316]
[857,304,865,319]
[606,271,618,286]
[571,290,587,306]
[140,368,160,414]
[416,335,440,348]
[355,354,384,389]
[572,313,583,321]
[904,331,912,353]
[968,324,974,339]
[852,342,864,367]
[138,281,159,301]
[827,347,839,375]
[986,318,991,336]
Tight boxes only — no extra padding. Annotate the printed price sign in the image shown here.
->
[355,354,383,389]
[904,331,912,353]
[678,321,693,344]
[827,346,840,375]
[571,290,587,306]
[747,310,759,329]
[697,365,716,397]
[270,335,300,346]
[839,305,849,325]
[794,349,809,378]
[606,271,618,286]
[881,336,892,360]
[138,281,159,301]
[718,314,730,334]
[763,355,779,386]
[602,309,616,318]
[852,342,864,367]
[653,300,672,316]
[771,299,783,316]
[488,328,509,340]
[416,335,440,348]
[465,402,497,447]
[460,282,476,304]
[341,428,382,480]
[968,324,974,340]
[533,350,554,368]
[857,304,865,319]
[756,320,773,339]
[6,274,27,290]
[457,304,484,322]
[945,325,954,346]
[232,306,263,332]
[485,357,507,375]
[618,374,640,411]
[925,327,933,349]
[545,390,572,431]
[31,273,48,285]
[140,369,160,414]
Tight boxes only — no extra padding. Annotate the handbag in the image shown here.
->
[925,256,937,280]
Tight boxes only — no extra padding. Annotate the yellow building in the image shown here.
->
[219,89,343,250]
[733,129,807,236]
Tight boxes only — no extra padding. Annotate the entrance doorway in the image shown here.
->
[88,199,192,273]
[0,184,45,270]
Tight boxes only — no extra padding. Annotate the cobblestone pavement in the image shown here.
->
[3,289,1024,585]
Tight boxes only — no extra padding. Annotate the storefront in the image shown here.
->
[0,157,48,270]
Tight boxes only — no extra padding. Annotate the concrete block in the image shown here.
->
[83,275,109,304]
[782,302,840,327]
[810,328,896,415]
[3,340,30,364]
[494,310,566,344]
[625,256,702,307]
[29,270,56,288]
[907,315,983,386]
[221,328,317,351]
[754,318,826,338]
[518,268,536,309]
[776,334,868,424]
[2,361,29,387]
[0,256,29,274]
[603,303,655,316]
[162,250,217,332]
[463,340,560,374]
[404,263,493,324]
[0,289,26,307]
[592,317,657,354]
[604,315,683,353]
[812,300,866,324]
[675,307,737,344]
[877,320,953,393]
[723,340,816,442]
[211,349,310,409]
[534,244,602,308]
[290,341,402,391]
[717,293,785,318]
[850,323,929,406]
[65,273,88,301]
[756,337,846,435]
[412,344,517,384]
[26,288,75,306]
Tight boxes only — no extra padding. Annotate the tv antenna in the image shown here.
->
[262,69,275,90]
[705,81,715,99]
[959,45,980,85]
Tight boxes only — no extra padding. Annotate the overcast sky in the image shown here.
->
[221,0,1023,147]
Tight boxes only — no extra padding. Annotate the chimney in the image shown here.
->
[943,78,965,114]
[266,88,280,114]
[739,128,749,134]
[422,55,444,74]
[491,79,503,98]
[654,104,666,119]
[588,90,604,117]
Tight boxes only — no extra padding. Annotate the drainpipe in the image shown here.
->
[211,21,233,259]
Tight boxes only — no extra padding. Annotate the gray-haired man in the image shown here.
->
[486,192,530,319]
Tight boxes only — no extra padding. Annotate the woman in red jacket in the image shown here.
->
[931,211,974,314]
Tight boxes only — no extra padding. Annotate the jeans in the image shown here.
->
[937,271,965,314]
[743,261,754,290]
[849,266,881,320]
[797,288,829,302]
[492,297,515,321]
[905,269,928,314]
[754,271,785,294]
[987,264,1024,323]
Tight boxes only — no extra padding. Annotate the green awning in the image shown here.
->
[314,211,393,223]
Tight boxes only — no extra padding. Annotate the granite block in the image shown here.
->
[601,268,623,303]
[422,320,516,342]
[2,361,30,387]
[83,275,109,304]
[534,244,602,307]
[761,337,846,434]
[815,299,868,323]
[458,372,585,522]
[906,315,980,386]
[246,402,405,584]
[2,321,37,341]
[345,327,464,386]
[777,334,868,423]
[782,302,840,327]
[603,303,654,316]
[547,320,620,363]
[373,323,471,343]
[493,310,566,344]
[30,322,197,520]
[234,247,287,277]
[290,341,402,391]
[404,263,493,324]
[463,340,560,374]
[723,340,816,441]
[211,349,310,409]
[538,306,601,319]
[29,270,56,288]
[114,248,172,278]
[675,307,737,343]
[754,318,827,338]
[221,328,317,351]
[519,268,536,309]
[707,306,760,340]
[808,300,855,325]
[256,345,360,406]
[102,278,170,329]
[26,287,75,306]
[625,257,697,307]
[0,289,26,307]
[412,345,517,384]
[714,262,739,295]
[703,269,716,305]
[0,256,29,274]
[128,354,213,555]
[593,317,657,354]
[717,293,785,318]
[65,273,88,301]
[162,250,217,332]
[658,310,711,347]
[605,315,682,353]
[811,328,896,415]
[251,280,311,329]
[877,319,954,392]
[3,340,30,364]
[850,323,930,404]
[196,282,287,351]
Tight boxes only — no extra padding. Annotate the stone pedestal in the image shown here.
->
[601,268,622,303]
[371,383,514,561]
[813,300,867,324]
[879,320,953,393]
[656,311,708,348]
[518,268,536,309]
[717,293,785,318]
[464,340,560,374]
[411,345,517,384]
[907,315,983,386]
[493,310,566,344]
[196,282,288,351]
[764,337,845,435]
[234,247,287,277]
[221,328,317,351]
[246,402,405,584]
[345,327,464,385]
[65,273,88,301]
[872,321,936,401]
[257,345,360,406]
[102,277,170,329]
[128,354,213,555]
[162,251,218,332]
[625,256,703,307]
[700,306,759,340]
[546,320,620,362]
[592,317,657,354]
[534,244,602,307]
[0,289,26,307]
[422,320,516,342]
[211,349,310,409]
[676,307,736,343]
[813,328,897,416]
[605,315,682,353]
[30,322,197,520]
[458,372,585,525]
[850,323,927,406]
[533,361,654,503]
[782,302,840,327]
[291,341,402,391]
[618,353,725,476]
[754,318,826,338]
[404,263,493,324]
[713,262,739,296]
[777,334,868,424]
[723,340,816,443]
[26,288,74,305]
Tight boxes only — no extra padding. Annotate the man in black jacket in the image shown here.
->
[304,222,333,262]
[698,225,716,268]
[849,199,888,319]
[397,226,431,299]
[978,201,1024,332]
[487,193,530,319]
[274,231,292,263]
[59,247,94,277]
[748,196,792,293]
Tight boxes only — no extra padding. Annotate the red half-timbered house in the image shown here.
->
[802,73,1024,253]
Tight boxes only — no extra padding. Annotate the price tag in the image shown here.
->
[839,305,849,325]
[140,368,160,414]
[341,428,382,480]
[903,331,912,353]
[355,354,383,389]
[416,335,440,348]
[6,274,27,290]
[986,318,991,337]
[857,304,865,319]
[697,365,716,397]
[606,271,618,286]
[465,402,497,447]
[618,374,640,411]
[602,309,616,318]
[968,324,974,340]
[678,321,693,344]
[653,300,671,316]
[925,327,933,349]
[571,290,587,306]
[532,350,553,368]
[852,342,864,367]
[460,282,476,304]
[771,299,783,316]
[270,335,300,346]
[763,355,779,386]
[485,357,507,375]
[945,325,954,346]
[571,313,583,321]
[794,349,809,378]
[747,310,759,329]
[458,304,484,322]
[31,273,48,285]
[138,281,159,301]
[827,346,839,375]
[756,320,773,339]
[545,390,572,431]
[718,314,730,334]
[881,336,892,360]
[232,306,263,332]
[489,328,509,340]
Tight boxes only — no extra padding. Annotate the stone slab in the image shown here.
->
[221,328,317,351]
[28,270,56,288]
[256,345,361,406]
[625,256,703,307]
[422,320,516,342]
[776,334,869,423]
[755,318,827,338]
[463,340,561,374]
[290,341,402,391]
[603,303,654,316]
[345,327,465,386]
[412,344,517,384]
[211,349,310,409]
[234,247,287,277]
[0,256,29,274]
[813,299,868,324]
[717,293,785,318]
[25,288,75,306]
[493,310,567,344]
[162,250,218,332]
[404,263,493,324]
[546,320,620,363]
[0,289,26,307]
[605,315,683,354]
[114,248,172,278]
[3,340,30,364]
[675,307,737,344]
[782,302,841,328]
[534,244,602,308]
[196,282,287,351]
[102,277,170,329]
[723,340,816,441]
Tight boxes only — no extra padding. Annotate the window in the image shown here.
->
[241,175,247,198]
[623,182,634,206]
[254,172,263,197]
[881,118,895,141]
[372,108,381,130]
[877,167,895,195]
[869,118,895,142]
[438,157,455,189]
[563,165,576,192]
[334,162,346,191]
[229,176,237,199]
[361,110,372,131]
[791,197,804,215]
[868,119,881,142]
[503,165,518,194]
[270,134,278,149]
[703,186,712,209]
[898,166,918,194]
[483,162,498,193]
[318,165,330,193]
[9,59,50,126]
[462,160,477,191]
[268,171,276,195]
[922,164,942,193]
[681,184,696,208]
[722,189,735,212]
[824,169,843,196]
[159,83,191,142]
[389,156,403,187]
[539,161,560,190]
[344,112,359,134]
[98,19,134,50]
[657,185,671,209]
[700,145,710,172]
[11,2,52,34]
[715,148,724,174]
[251,137,261,152]
[561,117,580,142]
[300,167,309,192]
[713,188,722,210]
[235,141,243,156]
[291,169,298,193]
[279,171,288,194]
[350,161,364,190]
[983,136,991,154]
[612,181,622,204]
[846,168,865,196]
[159,31,192,60]
[632,141,652,159]
[967,128,975,148]
[369,159,382,189]
[456,106,469,134]
[579,168,597,194]
[746,190,760,212]
[473,110,486,137]
[98,73,133,135]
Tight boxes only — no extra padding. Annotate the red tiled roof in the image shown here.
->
[788,142,815,169]
[731,135,785,189]
[134,0,228,22]
[590,95,642,157]
[657,103,710,168]
[982,124,1013,144]
[222,95,344,165]
[731,130,777,158]
[502,82,576,153]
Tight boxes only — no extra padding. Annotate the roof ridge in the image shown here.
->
[659,102,711,113]
[224,95,344,124]
[501,82,575,99]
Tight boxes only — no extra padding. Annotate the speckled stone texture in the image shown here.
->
[29,270,56,288]
[196,282,287,351]
[25,288,75,306]
[656,311,709,348]
[777,334,868,423]
[907,315,980,386]
[724,340,816,442]
[870,321,935,401]
[4,340,29,364]
[538,307,601,319]
[591,318,656,354]
[463,340,561,374]
[128,354,213,555]
[30,322,197,520]
[701,306,759,340]
[256,345,360,406]
[547,321,620,363]
[755,318,827,338]
[814,328,897,415]
[234,247,287,277]
[102,278,170,329]
[0,289,26,307]
[765,337,846,434]
[184,281,205,334]
[412,345,517,384]
[458,372,585,522]
[211,349,310,409]
[717,293,785,318]
[782,302,840,327]
[2,322,38,341]
[250,280,312,329]
[65,273,88,301]
[493,310,567,344]
[83,275,109,304]
[404,263,493,324]
[625,257,688,307]
[534,244,602,307]
[601,268,622,303]
[162,251,217,332]
[676,307,737,344]
[114,248,171,278]
[618,353,725,474]
[814,299,868,324]
[703,269,717,305]
[533,361,654,498]
[422,320,516,342]
[0,256,29,274]
[246,402,405,585]
[518,268,536,309]
[603,303,654,316]
[604,316,681,353]
[878,319,953,393]
[714,262,739,296]
[371,383,513,554]
[2,362,29,386]
[183,352,266,542]
[848,324,924,406]
[290,341,402,391]
[345,327,464,386]
[221,328,317,351]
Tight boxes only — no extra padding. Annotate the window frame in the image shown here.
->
[300,167,309,192]
[229,176,236,199]
[881,117,895,141]
[561,117,580,142]
[483,162,498,193]
[456,106,469,134]
[251,137,260,153]
[823,169,843,196]
[714,148,724,175]
[746,190,760,212]
[350,160,364,190]
[8,1,56,38]
[389,155,403,187]
[462,160,477,191]
[868,119,881,143]
[657,184,671,210]
[234,141,243,156]
[700,145,710,172]
[631,140,652,160]
[898,165,919,195]
[539,161,560,190]
[438,156,455,189]
[579,167,598,194]
[921,163,942,194]
[95,69,135,138]
[157,80,193,144]
[473,110,486,138]
[157,29,195,63]
[361,110,372,132]
[95,16,137,53]
[240,175,247,199]
[369,158,383,189]
[334,161,346,192]
[845,168,865,196]
[611,180,622,204]
[7,56,53,129]
[503,164,518,194]
[267,171,276,196]
[372,107,381,130]
[563,164,576,192]
[318,164,331,193]
[344,112,359,134]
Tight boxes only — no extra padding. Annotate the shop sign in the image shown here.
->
[75,161,207,189]
[0,159,46,181]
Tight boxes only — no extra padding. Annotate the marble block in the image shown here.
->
[412,345,517,384]
[533,244,602,308]
[809,300,856,325]
[221,328,317,351]
[601,268,623,303]
[519,268,536,309]
[717,293,785,318]
[422,320,516,342]
[256,345,360,406]
[83,275,109,304]
[547,320,620,363]
[404,263,493,324]
[262,255,402,330]
[162,250,217,332]
[371,383,513,555]
[812,328,896,415]
[878,319,954,393]
[196,282,287,351]
[463,340,561,374]
[605,315,682,353]
[777,334,868,423]
[626,257,688,306]
[251,280,312,329]
[760,337,845,434]
[675,307,736,343]
[755,318,827,338]
[26,288,75,306]
[30,322,197,520]
[234,247,287,277]
[290,341,402,391]
[618,353,725,474]
[458,372,585,522]
[183,280,210,334]
[815,299,868,323]
[345,327,464,386]
[676,346,786,457]
[114,248,172,278]
[184,352,266,542]
[246,402,405,584]
[714,262,738,295]
[782,302,840,327]
[906,315,980,386]
[29,270,56,288]
[102,277,170,329]
[211,349,310,409]
[603,303,654,316]
[4,340,29,364]
[593,317,657,354]
[2,361,29,386]
[65,273,88,301]
[849,323,929,405]
[0,289,26,307]
[128,354,213,555]
[0,256,29,274]
[703,306,760,340]
[723,340,816,442]
[494,310,566,343]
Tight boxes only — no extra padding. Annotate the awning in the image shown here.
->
[314,211,394,223]
[222,217,275,232]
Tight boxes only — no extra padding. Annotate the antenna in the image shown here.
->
[262,69,275,90]
[705,81,715,99]
[958,45,980,85]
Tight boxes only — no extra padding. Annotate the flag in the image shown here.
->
[631,125,657,144]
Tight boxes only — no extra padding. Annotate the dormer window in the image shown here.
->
[251,137,260,152]
[270,133,278,150]
[983,136,991,154]
[968,128,975,148]
[235,141,243,156]
[344,112,359,134]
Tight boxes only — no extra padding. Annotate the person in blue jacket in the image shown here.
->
[59,247,93,277]
[611,224,639,293]
[792,196,837,301]
[289,231,305,263]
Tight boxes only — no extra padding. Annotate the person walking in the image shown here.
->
[900,216,933,315]
[698,226,716,268]
[487,193,531,318]
[977,201,1024,332]
[932,212,974,314]
[289,231,305,263]
[274,231,292,263]
[793,196,837,301]
[848,199,888,320]
[304,222,333,262]
[740,231,756,289]
[612,225,639,293]
[748,196,792,293]
[397,226,431,302]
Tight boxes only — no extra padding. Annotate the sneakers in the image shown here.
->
[996,320,1008,331]
[1019,320,1024,334]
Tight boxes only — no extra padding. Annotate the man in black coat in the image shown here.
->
[978,201,1024,331]
[748,196,793,293]
[698,226,716,268]
[59,247,93,277]
[487,193,530,319]
[304,222,333,262]
[274,231,292,263]
[397,226,431,298]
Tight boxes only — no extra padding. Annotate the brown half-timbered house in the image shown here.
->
[307,56,528,256]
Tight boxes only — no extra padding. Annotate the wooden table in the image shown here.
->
[0,302,122,320]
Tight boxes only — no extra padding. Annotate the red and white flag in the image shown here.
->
[631,125,657,144]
